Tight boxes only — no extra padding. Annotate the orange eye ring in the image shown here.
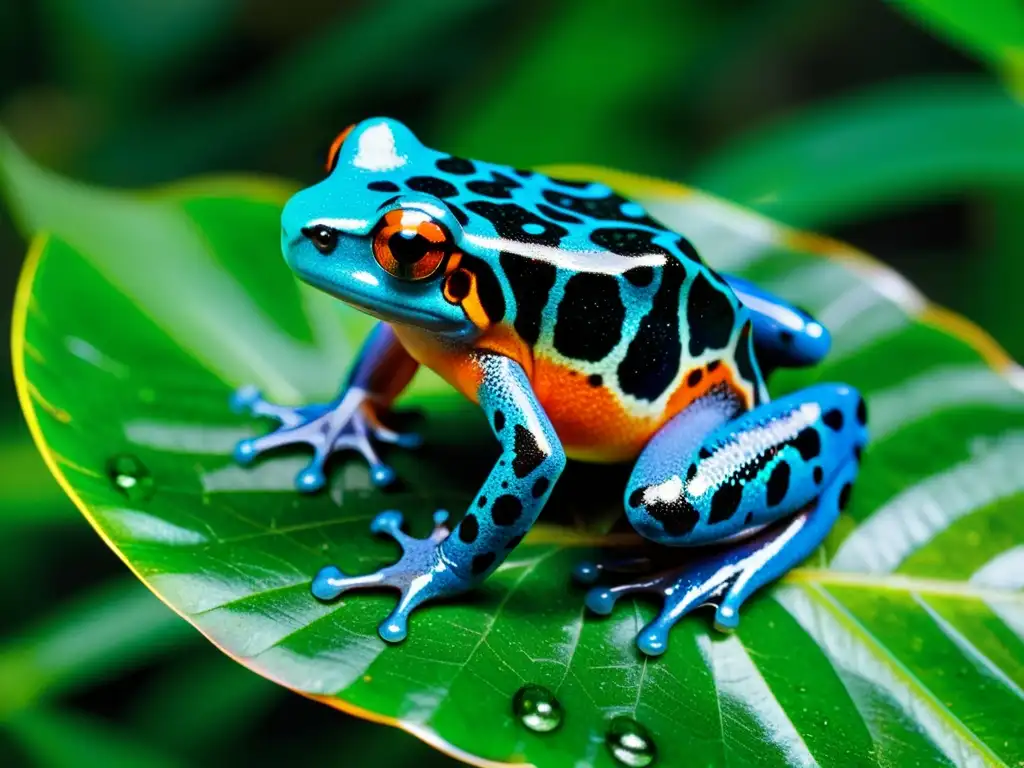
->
[325,124,355,173]
[371,209,450,281]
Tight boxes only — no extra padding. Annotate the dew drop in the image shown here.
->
[106,454,154,502]
[512,685,563,733]
[606,716,656,766]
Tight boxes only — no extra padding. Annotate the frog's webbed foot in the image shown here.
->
[230,385,422,492]
[575,514,821,656]
[312,510,468,642]
[577,468,853,657]
[575,549,741,657]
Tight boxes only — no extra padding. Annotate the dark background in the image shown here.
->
[0,1,1020,765]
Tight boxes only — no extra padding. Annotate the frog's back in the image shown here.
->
[387,147,765,461]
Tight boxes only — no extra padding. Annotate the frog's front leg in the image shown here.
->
[580,384,867,655]
[312,354,565,643]
[231,322,421,492]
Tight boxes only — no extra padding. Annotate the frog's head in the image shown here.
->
[280,117,498,341]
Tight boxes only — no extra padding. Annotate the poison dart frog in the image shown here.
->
[231,118,868,655]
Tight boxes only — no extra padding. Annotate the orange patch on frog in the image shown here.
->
[474,324,533,377]
[391,325,485,403]
[394,321,535,407]
[325,124,355,172]
[531,356,655,463]
[664,359,752,415]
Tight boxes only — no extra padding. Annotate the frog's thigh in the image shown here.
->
[625,383,868,546]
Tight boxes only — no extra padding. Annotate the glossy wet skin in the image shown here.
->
[285,120,801,453]
[234,117,867,654]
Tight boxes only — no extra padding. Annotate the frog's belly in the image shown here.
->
[532,357,657,463]
[532,354,751,464]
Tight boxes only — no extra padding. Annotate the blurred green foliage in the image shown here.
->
[0,0,1021,765]
[890,0,1024,91]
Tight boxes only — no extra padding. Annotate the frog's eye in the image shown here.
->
[371,209,450,281]
[302,225,339,255]
[325,124,355,173]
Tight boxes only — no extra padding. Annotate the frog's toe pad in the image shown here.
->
[370,464,397,488]
[572,561,601,585]
[378,615,409,644]
[636,627,670,657]
[295,465,327,493]
[230,384,263,413]
[233,438,258,465]
[583,587,617,615]
[572,555,655,586]
[311,565,349,600]
[392,432,423,449]
[713,604,740,633]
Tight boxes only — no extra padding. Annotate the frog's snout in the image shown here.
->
[280,191,310,253]
[279,225,291,258]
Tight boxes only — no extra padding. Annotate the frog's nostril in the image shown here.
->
[302,225,339,255]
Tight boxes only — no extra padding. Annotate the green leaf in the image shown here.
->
[5,137,1024,766]
[693,77,1024,228]
[888,0,1024,91]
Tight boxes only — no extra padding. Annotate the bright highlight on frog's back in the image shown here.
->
[281,117,769,461]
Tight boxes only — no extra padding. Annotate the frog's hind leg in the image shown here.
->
[582,383,867,655]
[723,273,830,372]
[586,461,858,655]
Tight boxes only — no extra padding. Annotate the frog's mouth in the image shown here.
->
[343,292,462,333]
[300,274,465,335]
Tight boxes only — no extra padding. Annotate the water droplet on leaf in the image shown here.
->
[106,454,154,502]
[512,685,563,733]
[606,716,656,766]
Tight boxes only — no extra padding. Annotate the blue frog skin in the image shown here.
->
[230,118,868,655]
